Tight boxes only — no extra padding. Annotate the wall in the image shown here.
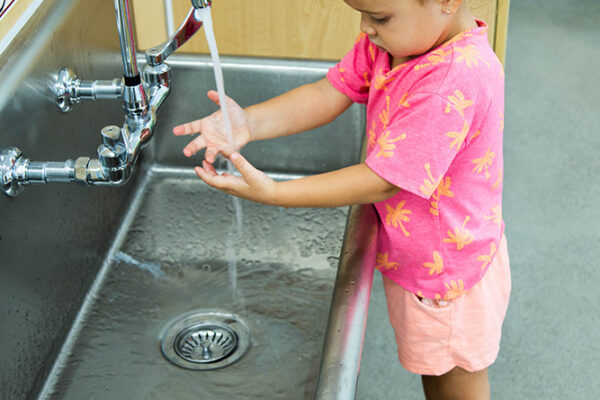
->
[131,0,510,63]
[0,0,36,40]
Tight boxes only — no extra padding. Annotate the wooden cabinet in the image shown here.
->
[0,0,36,44]
[132,0,510,64]
[0,1,510,64]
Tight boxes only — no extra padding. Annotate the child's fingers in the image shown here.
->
[207,90,239,109]
[207,90,220,106]
[229,153,257,182]
[182,136,207,157]
[202,160,217,175]
[204,147,219,164]
[194,162,218,184]
[194,162,236,192]
[173,119,203,136]
[194,166,213,184]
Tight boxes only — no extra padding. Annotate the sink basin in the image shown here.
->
[0,1,376,399]
[40,168,350,399]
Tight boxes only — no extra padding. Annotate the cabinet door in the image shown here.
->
[132,0,359,60]
[131,0,509,62]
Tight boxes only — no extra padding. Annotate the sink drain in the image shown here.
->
[160,311,250,370]
[175,323,237,363]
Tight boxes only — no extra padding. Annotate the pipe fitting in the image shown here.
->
[1,147,26,197]
[53,68,80,112]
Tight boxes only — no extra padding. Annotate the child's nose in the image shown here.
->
[359,14,377,36]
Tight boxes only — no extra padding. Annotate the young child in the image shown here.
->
[173,0,510,398]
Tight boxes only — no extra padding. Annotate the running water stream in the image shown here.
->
[195,7,242,296]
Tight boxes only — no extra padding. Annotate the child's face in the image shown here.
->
[344,0,456,63]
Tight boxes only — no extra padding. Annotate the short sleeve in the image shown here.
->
[326,33,375,104]
[365,92,467,200]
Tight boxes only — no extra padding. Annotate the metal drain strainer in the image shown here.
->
[160,311,250,370]
[175,323,237,363]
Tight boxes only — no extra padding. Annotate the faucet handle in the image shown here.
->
[192,0,212,8]
[1,147,26,197]
[101,125,122,148]
[145,7,204,66]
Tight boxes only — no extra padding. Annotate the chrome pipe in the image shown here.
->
[26,161,75,183]
[113,0,138,78]
[2,0,191,197]
[78,79,123,100]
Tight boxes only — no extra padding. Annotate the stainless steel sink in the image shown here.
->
[40,168,351,399]
[0,1,376,399]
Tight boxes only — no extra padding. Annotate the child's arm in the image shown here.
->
[173,78,352,163]
[195,152,400,208]
[245,77,353,141]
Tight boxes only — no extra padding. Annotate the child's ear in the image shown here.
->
[439,0,465,15]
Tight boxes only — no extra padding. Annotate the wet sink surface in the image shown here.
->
[47,168,349,399]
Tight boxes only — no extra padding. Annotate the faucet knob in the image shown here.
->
[1,147,26,197]
[53,67,81,113]
[101,125,122,148]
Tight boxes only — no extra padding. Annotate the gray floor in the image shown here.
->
[356,0,600,398]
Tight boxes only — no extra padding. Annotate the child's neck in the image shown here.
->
[390,12,478,69]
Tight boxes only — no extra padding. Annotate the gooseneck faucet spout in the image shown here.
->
[113,0,149,122]
[113,0,139,80]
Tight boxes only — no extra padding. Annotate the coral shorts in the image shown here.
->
[382,235,511,376]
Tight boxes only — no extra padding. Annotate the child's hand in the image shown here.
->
[172,90,251,164]
[194,152,277,205]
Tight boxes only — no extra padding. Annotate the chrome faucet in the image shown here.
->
[1,0,212,197]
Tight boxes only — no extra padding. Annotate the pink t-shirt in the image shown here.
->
[327,20,505,300]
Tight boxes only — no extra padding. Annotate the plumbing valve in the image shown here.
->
[100,125,122,148]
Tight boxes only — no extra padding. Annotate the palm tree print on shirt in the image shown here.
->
[491,169,503,190]
[446,121,470,151]
[368,121,377,149]
[455,45,491,69]
[385,200,412,237]
[414,48,454,71]
[443,216,474,250]
[477,242,497,270]
[374,70,396,91]
[472,149,495,179]
[398,92,413,108]
[423,251,444,276]
[484,204,503,226]
[444,279,466,299]
[430,177,454,216]
[376,131,406,158]
[376,252,400,271]
[379,96,391,127]
[372,97,407,158]
[419,163,443,198]
[445,90,474,118]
